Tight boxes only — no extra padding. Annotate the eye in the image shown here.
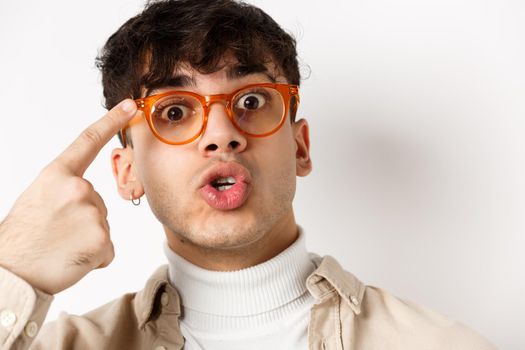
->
[154,101,194,123]
[164,105,188,122]
[235,92,267,110]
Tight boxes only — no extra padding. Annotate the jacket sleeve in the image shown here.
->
[0,267,53,350]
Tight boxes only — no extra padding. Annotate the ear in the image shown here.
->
[111,147,145,201]
[292,118,312,177]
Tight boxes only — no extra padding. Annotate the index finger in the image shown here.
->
[55,99,137,176]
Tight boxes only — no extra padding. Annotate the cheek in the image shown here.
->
[267,124,297,170]
[135,148,199,226]
[256,132,297,196]
[134,140,194,199]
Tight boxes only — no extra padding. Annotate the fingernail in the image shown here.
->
[121,99,136,114]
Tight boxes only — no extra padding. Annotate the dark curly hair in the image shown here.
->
[95,0,301,147]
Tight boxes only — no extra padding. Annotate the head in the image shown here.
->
[98,0,312,265]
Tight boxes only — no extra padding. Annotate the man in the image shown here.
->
[0,0,497,349]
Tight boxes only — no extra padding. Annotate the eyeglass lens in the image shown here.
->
[148,86,285,143]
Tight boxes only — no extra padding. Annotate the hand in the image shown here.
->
[0,99,137,295]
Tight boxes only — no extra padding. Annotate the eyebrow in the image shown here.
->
[144,75,196,97]
[143,63,276,97]
[227,63,275,81]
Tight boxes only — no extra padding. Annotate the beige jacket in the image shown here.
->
[0,253,497,350]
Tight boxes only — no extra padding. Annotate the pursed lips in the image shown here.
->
[197,161,253,211]
[199,161,252,189]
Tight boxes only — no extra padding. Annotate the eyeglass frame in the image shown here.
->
[119,82,300,146]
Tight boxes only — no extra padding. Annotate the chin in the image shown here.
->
[189,214,262,248]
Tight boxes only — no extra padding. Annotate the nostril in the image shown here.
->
[204,141,240,152]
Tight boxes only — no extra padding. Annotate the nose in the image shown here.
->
[197,103,248,156]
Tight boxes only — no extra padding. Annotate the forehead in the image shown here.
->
[140,55,286,97]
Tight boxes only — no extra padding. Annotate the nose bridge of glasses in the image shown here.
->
[204,93,231,110]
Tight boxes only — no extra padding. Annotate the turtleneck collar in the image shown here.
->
[163,226,316,330]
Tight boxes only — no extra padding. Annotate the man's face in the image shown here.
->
[112,60,311,253]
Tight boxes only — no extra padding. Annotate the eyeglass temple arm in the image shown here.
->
[118,99,145,147]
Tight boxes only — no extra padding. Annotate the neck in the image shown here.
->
[163,225,316,330]
[165,209,299,271]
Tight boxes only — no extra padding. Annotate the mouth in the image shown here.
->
[209,176,237,191]
[198,162,253,211]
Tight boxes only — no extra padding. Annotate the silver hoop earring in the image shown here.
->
[130,193,141,206]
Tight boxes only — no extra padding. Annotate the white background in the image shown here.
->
[0,0,523,349]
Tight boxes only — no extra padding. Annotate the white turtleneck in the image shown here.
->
[163,226,317,350]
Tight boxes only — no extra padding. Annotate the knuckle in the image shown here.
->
[80,127,103,147]
[85,205,102,220]
[98,241,115,268]
[106,242,115,263]
[98,205,108,220]
[105,111,120,130]
[93,191,107,211]
[92,228,111,251]
[68,178,93,200]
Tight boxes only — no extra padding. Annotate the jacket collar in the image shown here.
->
[134,264,182,329]
[134,254,366,326]
[306,253,366,315]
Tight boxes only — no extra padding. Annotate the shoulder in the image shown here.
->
[308,254,498,350]
[35,291,142,348]
[34,265,173,349]
[361,285,498,349]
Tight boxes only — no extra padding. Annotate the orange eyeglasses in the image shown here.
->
[120,83,299,146]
